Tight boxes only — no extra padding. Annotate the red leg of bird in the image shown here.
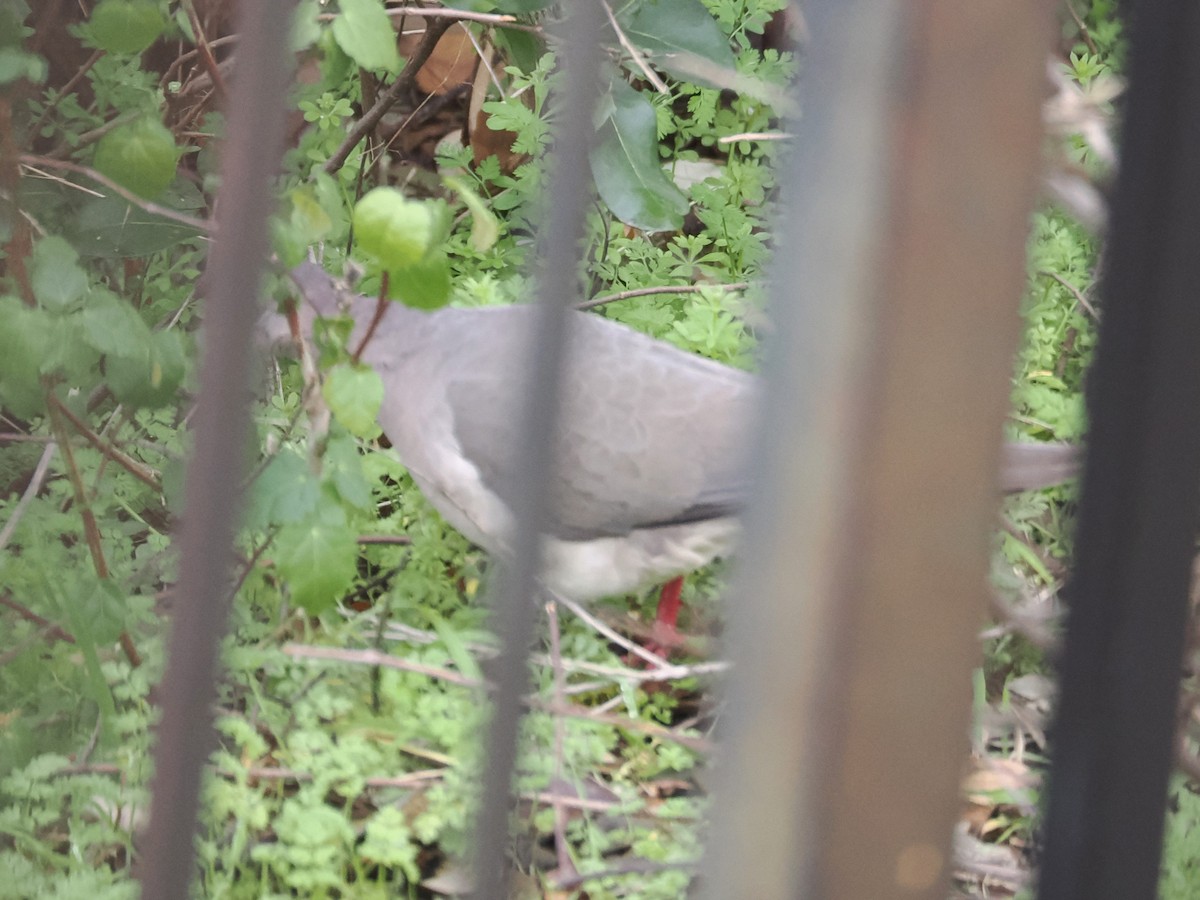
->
[649,576,685,655]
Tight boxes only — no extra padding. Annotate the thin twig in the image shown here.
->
[161,35,240,90]
[45,110,142,159]
[529,699,713,753]
[601,0,669,94]
[555,594,670,668]
[377,615,729,683]
[522,790,619,813]
[0,441,56,551]
[45,388,141,668]
[182,0,229,100]
[1037,269,1100,321]
[463,26,505,99]
[527,653,729,684]
[283,642,489,688]
[18,155,213,232]
[315,5,538,31]
[285,634,716,750]
[322,17,457,176]
[352,273,391,363]
[48,394,162,490]
[28,50,103,140]
[579,281,750,311]
[1063,0,1099,55]
[0,592,75,645]
[717,131,792,144]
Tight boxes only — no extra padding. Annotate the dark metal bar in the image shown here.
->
[700,1,1051,897]
[1037,2,1200,897]
[467,4,607,894]
[135,2,295,897]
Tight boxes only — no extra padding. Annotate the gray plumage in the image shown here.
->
[264,262,1080,600]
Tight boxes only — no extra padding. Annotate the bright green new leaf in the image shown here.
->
[331,0,402,75]
[354,187,438,269]
[93,117,178,200]
[323,362,383,439]
[590,77,689,232]
[275,184,335,267]
[87,0,166,55]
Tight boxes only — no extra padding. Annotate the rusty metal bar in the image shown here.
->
[467,4,607,894]
[700,2,1051,897]
[135,2,295,897]
[1037,2,1200,897]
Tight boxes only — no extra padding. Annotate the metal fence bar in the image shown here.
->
[700,2,1051,897]
[1037,2,1200,897]
[467,4,607,894]
[135,2,295,897]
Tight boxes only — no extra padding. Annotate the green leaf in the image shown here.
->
[251,449,322,527]
[275,184,335,267]
[275,506,358,613]
[0,47,47,85]
[492,27,543,73]
[331,0,402,76]
[105,329,186,408]
[323,362,383,438]
[30,236,88,312]
[78,577,129,645]
[590,78,689,232]
[0,2,32,52]
[0,296,49,417]
[86,0,166,55]
[323,433,374,509]
[390,251,451,310]
[78,289,152,356]
[621,0,736,87]
[40,314,99,382]
[291,0,323,52]
[92,117,178,200]
[354,187,440,268]
[67,183,203,258]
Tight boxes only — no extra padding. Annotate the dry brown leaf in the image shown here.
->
[471,106,526,174]
[397,22,478,95]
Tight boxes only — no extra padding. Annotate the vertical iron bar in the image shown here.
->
[701,1,1051,897]
[699,5,902,894]
[468,3,607,894]
[136,2,294,897]
[1037,2,1200,897]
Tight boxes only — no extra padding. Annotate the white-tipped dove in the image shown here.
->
[263,263,1081,635]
